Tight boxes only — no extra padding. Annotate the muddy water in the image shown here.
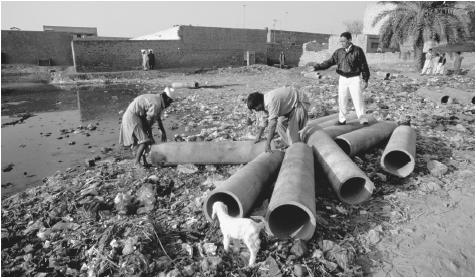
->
[1,83,180,198]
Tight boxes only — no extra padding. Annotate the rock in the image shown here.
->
[312,249,323,259]
[368,229,381,244]
[290,240,308,258]
[182,265,195,276]
[427,160,448,177]
[375,173,387,182]
[85,159,95,167]
[200,258,209,272]
[320,259,338,272]
[68,141,75,145]
[319,240,336,252]
[177,164,198,174]
[166,268,181,277]
[207,256,222,271]
[114,192,132,215]
[422,181,440,192]
[294,264,305,276]
[87,123,96,131]
[259,256,282,277]
[147,175,160,183]
[122,236,139,255]
[136,184,156,213]
[23,244,35,253]
[182,243,193,257]
[202,242,217,256]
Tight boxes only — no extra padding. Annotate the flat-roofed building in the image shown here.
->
[43,25,97,38]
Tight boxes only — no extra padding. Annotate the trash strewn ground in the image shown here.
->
[1,63,475,276]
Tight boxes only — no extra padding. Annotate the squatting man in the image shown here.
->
[119,87,174,166]
[247,85,310,152]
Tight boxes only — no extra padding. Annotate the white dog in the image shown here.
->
[212,201,265,266]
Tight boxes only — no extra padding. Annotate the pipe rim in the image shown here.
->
[381,149,415,178]
[203,191,243,222]
[266,201,316,240]
[338,177,373,204]
[334,137,352,155]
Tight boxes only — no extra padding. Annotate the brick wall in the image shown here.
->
[269,30,330,48]
[1,30,74,65]
[267,44,303,67]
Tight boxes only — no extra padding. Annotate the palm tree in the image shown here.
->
[372,1,471,70]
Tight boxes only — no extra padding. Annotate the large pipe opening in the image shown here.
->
[267,204,314,239]
[339,177,368,204]
[205,192,241,221]
[441,96,450,104]
[472,96,475,104]
[335,138,351,155]
[382,150,414,177]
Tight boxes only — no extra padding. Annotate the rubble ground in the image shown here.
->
[1,63,475,276]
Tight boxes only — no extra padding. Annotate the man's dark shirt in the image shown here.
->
[148,53,155,67]
[314,44,370,82]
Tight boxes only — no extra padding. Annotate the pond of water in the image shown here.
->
[1,82,179,198]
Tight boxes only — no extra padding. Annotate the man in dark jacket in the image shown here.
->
[311,32,370,125]
[148,49,155,70]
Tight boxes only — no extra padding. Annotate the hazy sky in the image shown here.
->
[1,1,371,38]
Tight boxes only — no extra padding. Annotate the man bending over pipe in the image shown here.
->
[119,87,174,167]
[309,31,370,125]
[247,86,310,153]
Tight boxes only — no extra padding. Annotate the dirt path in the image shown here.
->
[369,150,475,276]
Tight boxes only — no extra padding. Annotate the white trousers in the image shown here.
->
[421,60,433,74]
[338,75,365,123]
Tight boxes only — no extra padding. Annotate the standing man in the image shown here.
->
[119,87,174,166]
[141,49,149,71]
[148,49,155,70]
[421,48,434,75]
[247,86,310,152]
[279,51,286,69]
[454,51,464,75]
[311,32,369,125]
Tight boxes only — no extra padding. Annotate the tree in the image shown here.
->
[372,1,471,70]
[343,20,364,34]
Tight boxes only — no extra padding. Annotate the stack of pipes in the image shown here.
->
[150,112,416,241]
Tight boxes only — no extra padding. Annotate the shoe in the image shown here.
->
[336,120,346,126]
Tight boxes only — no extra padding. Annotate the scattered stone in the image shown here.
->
[86,159,96,167]
[293,264,304,277]
[136,184,156,214]
[290,240,308,258]
[259,256,282,277]
[427,160,448,177]
[177,164,199,174]
[312,249,323,259]
[114,192,132,215]
[202,243,217,256]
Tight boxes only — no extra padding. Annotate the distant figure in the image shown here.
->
[119,87,174,166]
[454,51,464,75]
[141,49,149,71]
[431,53,440,75]
[421,49,433,75]
[435,53,446,75]
[148,49,155,70]
[279,51,286,69]
[384,73,391,80]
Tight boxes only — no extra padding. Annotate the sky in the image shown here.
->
[1,1,371,38]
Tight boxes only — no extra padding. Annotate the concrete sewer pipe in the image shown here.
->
[301,116,377,143]
[335,121,398,157]
[203,151,284,221]
[308,129,375,205]
[266,143,316,240]
[417,87,456,104]
[380,125,416,178]
[150,141,274,166]
[307,111,357,128]
[171,81,200,89]
[440,87,475,104]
